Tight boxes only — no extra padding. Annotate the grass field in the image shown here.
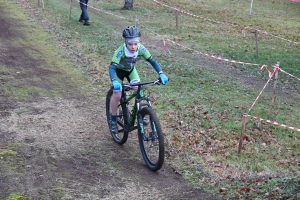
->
[21,0,300,198]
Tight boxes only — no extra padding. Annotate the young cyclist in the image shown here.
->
[108,26,169,133]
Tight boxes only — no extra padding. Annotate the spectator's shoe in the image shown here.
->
[109,120,118,134]
[78,19,84,22]
[83,21,90,26]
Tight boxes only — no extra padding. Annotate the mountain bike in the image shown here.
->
[105,79,165,171]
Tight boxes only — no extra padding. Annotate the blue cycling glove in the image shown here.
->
[159,73,169,84]
[112,80,122,91]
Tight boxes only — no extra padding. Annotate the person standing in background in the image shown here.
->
[79,0,90,25]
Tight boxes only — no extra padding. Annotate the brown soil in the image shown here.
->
[2,0,299,199]
[0,1,217,200]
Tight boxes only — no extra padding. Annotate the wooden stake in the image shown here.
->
[270,64,279,118]
[69,0,73,22]
[135,15,139,27]
[255,29,259,57]
[250,0,254,18]
[175,10,179,29]
[238,114,247,154]
[38,0,45,8]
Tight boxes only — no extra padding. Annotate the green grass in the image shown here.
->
[20,0,300,198]
[6,192,26,200]
[0,150,17,156]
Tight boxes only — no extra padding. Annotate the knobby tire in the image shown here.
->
[138,107,164,171]
[105,88,129,145]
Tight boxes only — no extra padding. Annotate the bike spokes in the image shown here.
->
[138,107,164,171]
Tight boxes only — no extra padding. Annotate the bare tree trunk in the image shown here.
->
[124,0,133,10]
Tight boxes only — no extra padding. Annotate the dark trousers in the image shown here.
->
[79,0,89,22]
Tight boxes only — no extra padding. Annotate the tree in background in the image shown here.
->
[124,0,133,10]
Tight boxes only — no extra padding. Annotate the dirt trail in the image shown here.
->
[0,1,216,199]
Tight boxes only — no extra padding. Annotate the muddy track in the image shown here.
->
[0,1,216,199]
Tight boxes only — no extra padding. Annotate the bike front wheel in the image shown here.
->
[138,107,164,171]
[105,88,129,145]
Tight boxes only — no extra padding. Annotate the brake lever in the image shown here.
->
[157,77,170,85]
[154,79,161,85]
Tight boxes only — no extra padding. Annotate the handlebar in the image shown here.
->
[122,79,162,91]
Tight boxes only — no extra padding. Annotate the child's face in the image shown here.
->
[126,41,139,53]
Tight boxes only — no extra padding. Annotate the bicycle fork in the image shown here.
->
[137,101,159,147]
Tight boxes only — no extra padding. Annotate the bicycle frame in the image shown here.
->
[120,84,152,132]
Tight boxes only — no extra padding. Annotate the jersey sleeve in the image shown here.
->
[111,44,125,64]
[138,44,152,60]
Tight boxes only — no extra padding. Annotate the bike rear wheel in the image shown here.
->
[105,88,129,145]
[138,107,164,171]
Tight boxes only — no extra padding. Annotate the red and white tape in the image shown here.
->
[153,0,238,28]
[279,68,300,82]
[248,64,279,113]
[76,0,299,82]
[77,0,263,68]
[245,114,300,132]
[243,27,300,45]
[75,0,299,133]
[153,0,300,45]
[159,35,267,68]
[77,0,127,20]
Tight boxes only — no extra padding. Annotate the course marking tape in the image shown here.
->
[279,68,300,82]
[245,114,300,132]
[76,0,298,78]
[152,0,300,45]
[76,0,300,133]
[248,64,280,113]
[77,0,127,20]
[159,34,268,68]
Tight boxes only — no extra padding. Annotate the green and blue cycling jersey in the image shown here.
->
[109,43,162,81]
